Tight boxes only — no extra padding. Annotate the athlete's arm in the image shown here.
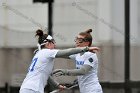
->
[48,76,66,90]
[53,65,92,76]
[48,76,59,88]
[55,47,88,58]
[55,47,99,58]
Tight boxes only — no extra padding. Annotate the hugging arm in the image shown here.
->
[48,76,59,88]
[55,47,88,58]
[55,47,99,58]
[53,65,92,76]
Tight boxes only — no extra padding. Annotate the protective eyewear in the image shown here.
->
[74,37,89,43]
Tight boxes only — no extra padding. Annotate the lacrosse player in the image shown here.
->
[53,29,103,93]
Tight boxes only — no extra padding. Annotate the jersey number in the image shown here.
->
[29,58,38,72]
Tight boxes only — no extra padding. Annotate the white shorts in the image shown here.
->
[19,89,40,93]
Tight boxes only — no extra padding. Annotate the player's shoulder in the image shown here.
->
[37,49,57,55]
[41,49,58,52]
[84,52,98,62]
[37,49,49,53]
[84,52,97,58]
[84,51,96,56]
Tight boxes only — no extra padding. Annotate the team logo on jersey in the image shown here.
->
[76,60,84,65]
[88,58,93,63]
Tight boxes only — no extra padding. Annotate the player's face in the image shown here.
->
[45,40,56,49]
[74,35,90,47]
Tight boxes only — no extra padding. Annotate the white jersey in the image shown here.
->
[20,49,58,93]
[70,52,103,93]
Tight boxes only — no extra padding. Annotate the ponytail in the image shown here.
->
[85,29,92,34]
[35,29,48,44]
[36,29,44,37]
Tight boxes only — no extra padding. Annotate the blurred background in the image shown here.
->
[0,0,140,93]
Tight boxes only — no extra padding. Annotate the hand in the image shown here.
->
[58,84,66,91]
[53,69,67,77]
[88,47,100,53]
[50,85,66,93]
